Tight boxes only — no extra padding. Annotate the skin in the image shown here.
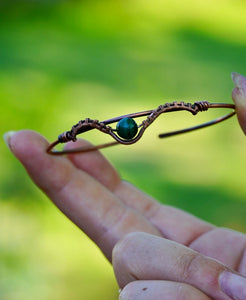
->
[4,73,246,299]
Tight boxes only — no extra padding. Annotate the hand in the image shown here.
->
[4,72,246,300]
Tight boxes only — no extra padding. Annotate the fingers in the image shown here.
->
[119,280,211,300]
[190,227,246,270]
[6,130,161,260]
[113,232,246,299]
[65,140,214,245]
[116,181,213,245]
[5,130,73,194]
[65,139,121,191]
[231,72,246,134]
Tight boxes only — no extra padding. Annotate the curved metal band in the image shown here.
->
[47,101,236,155]
[159,103,236,138]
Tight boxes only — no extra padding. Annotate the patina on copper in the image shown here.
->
[47,101,236,155]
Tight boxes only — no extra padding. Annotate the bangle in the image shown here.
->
[47,101,235,155]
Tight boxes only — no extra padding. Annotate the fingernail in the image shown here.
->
[3,131,16,149]
[231,72,246,88]
[231,72,246,105]
[219,271,246,300]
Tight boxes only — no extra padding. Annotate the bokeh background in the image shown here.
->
[1,0,246,299]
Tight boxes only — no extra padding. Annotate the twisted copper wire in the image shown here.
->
[47,101,236,155]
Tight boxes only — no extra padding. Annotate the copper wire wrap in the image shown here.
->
[47,101,236,155]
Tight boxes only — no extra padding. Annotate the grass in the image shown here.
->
[1,1,246,299]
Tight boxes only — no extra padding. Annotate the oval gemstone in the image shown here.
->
[116,117,138,140]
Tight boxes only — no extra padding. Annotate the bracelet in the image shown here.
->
[47,101,236,155]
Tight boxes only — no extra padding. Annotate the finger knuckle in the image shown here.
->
[177,252,203,281]
[113,232,142,267]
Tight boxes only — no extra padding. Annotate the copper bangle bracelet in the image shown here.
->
[47,101,236,155]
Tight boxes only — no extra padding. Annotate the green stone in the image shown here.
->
[116,117,138,140]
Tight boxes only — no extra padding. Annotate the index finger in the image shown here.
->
[6,130,161,261]
[6,130,213,250]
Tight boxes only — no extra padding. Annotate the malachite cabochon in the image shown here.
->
[116,117,138,140]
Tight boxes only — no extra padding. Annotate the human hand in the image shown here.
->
[112,72,246,300]
[4,73,246,299]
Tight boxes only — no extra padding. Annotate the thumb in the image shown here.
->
[231,72,246,134]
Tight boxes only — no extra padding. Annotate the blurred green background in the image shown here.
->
[1,0,246,299]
